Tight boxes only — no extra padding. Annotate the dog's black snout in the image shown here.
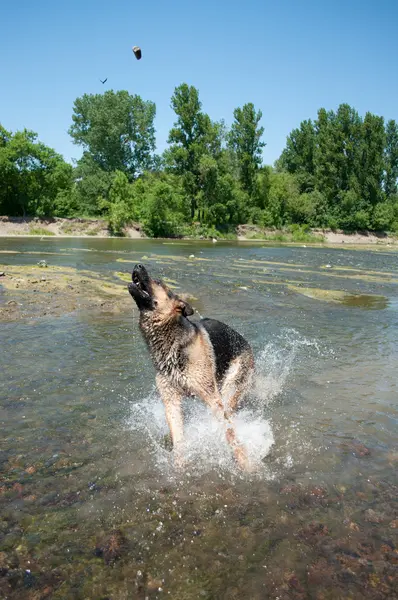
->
[132,263,149,284]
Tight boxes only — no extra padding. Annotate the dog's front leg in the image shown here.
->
[156,374,184,468]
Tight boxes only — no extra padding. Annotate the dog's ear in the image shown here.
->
[176,299,194,317]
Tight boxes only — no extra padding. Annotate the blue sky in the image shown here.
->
[1,0,397,166]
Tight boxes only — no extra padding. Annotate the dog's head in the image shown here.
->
[128,264,194,319]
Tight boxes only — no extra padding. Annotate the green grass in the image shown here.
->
[29,227,55,236]
[60,224,74,234]
[265,232,324,243]
[86,227,102,236]
[60,222,104,235]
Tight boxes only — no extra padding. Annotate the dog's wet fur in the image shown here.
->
[128,264,255,470]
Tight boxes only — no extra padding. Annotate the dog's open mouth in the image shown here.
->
[129,265,151,301]
[131,272,149,296]
[131,272,150,297]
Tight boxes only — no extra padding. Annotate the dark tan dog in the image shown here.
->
[128,264,254,470]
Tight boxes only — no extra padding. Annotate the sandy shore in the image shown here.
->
[0,216,397,245]
[0,216,143,238]
[314,229,397,245]
[236,224,398,245]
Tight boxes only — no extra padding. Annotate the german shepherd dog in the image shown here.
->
[128,264,255,470]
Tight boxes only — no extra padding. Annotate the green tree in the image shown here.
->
[255,167,271,205]
[338,190,369,230]
[278,104,398,230]
[227,103,265,197]
[0,127,73,217]
[287,189,328,226]
[266,171,299,227]
[69,90,156,179]
[336,104,362,193]
[197,154,219,218]
[0,124,11,147]
[213,175,249,226]
[277,119,316,192]
[359,112,385,207]
[197,154,249,227]
[139,175,188,237]
[384,119,398,198]
[125,171,189,237]
[0,125,14,212]
[0,129,42,216]
[314,105,363,213]
[39,157,74,217]
[73,153,114,215]
[101,170,134,234]
[52,186,79,218]
[165,83,222,218]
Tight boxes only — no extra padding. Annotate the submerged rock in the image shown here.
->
[94,529,128,564]
[340,440,371,457]
[296,521,330,544]
[364,509,386,523]
[0,551,16,575]
[389,519,398,528]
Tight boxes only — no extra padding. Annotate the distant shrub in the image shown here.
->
[29,227,55,236]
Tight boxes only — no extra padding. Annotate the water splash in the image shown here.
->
[125,329,322,479]
[253,328,321,405]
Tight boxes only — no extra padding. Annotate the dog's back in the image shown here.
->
[199,318,252,384]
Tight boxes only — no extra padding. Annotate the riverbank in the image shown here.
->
[0,216,397,245]
[0,216,143,239]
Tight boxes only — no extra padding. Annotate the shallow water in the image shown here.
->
[1,238,398,599]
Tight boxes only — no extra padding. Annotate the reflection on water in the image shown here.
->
[1,238,397,599]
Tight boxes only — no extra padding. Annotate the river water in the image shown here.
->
[1,238,397,599]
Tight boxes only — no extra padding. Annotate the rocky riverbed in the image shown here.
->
[0,264,130,322]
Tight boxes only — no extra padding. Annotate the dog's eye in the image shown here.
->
[153,300,158,307]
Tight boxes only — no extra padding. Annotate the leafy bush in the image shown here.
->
[372,203,395,231]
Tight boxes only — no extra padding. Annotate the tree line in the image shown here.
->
[1,85,398,236]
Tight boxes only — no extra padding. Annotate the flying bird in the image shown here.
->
[100,78,108,84]
[132,46,142,60]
